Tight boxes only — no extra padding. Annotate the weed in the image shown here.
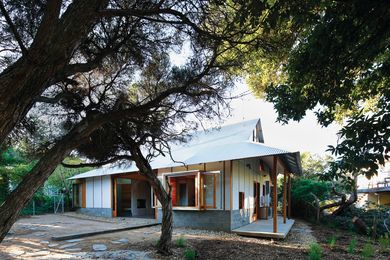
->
[184,248,197,260]
[176,235,186,248]
[308,242,322,260]
[347,237,357,254]
[378,234,390,253]
[327,235,337,248]
[361,243,375,260]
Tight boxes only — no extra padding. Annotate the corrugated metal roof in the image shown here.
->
[70,119,301,179]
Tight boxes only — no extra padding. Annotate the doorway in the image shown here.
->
[253,181,260,221]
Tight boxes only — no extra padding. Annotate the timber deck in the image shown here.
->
[232,216,295,239]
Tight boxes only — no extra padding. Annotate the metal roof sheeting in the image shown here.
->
[70,118,302,179]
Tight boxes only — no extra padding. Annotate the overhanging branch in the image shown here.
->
[61,155,133,168]
[0,0,27,55]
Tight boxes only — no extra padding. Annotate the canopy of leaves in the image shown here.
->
[246,0,390,178]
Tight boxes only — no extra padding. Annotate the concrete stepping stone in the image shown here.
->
[65,238,84,243]
[9,250,25,256]
[66,248,82,252]
[92,244,107,251]
[48,243,59,248]
[40,240,50,244]
[59,243,78,249]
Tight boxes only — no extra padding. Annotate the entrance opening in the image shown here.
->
[113,176,154,218]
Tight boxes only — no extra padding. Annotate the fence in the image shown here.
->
[21,192,65,216]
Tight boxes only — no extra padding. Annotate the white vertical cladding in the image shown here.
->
[232,160,239,210]
[93,176,102,208]
[102,175,111,208]
[86,178,94,207]
[224,161,231,210]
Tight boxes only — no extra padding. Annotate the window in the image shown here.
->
[168,175,196,207]
[239,192,245,209]
[164,171,221,209]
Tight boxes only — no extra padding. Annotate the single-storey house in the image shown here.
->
[70,118,301,237]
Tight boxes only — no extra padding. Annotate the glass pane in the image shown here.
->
[204,174,214,206]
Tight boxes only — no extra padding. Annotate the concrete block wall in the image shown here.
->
[230,208,254,230]
[78,208,112,218]
[157,209,231,231]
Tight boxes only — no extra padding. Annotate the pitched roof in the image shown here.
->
[70,118,301,179]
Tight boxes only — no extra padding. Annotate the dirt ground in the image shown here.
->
[0,214,389,259]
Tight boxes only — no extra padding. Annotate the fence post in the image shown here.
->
[53,195,56,214]
[61,194,64,213]
[32,200,35,216]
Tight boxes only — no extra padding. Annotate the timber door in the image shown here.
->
[253,182,260,221]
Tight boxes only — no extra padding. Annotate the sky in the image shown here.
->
[224,82,341,156]
[171,43,340,156]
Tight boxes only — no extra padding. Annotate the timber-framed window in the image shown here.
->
[160,170,221,210]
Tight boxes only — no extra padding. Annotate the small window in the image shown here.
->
[239,192,245,209]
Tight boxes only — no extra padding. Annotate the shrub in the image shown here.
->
[176,235,186,248]
[378,234,390,253]
[184,249,197,260]
[347,237,357,254]
[327,235,337,248]
[361,243,375,260]
[308,243,322,260]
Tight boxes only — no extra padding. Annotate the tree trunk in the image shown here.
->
[0,116,102,242]
[157,191,173,254]
[0,0,108,146]
[128,145,173,255]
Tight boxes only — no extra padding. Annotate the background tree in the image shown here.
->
[246,0,389,196]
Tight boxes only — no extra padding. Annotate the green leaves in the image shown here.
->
[247,0,390,180]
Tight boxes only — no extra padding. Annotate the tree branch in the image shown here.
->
[61,155,133,168]
[0,0,27,55]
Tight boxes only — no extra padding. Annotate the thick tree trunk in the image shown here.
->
[0,116,102,242]
[129,145,173,255]
[156,189,173,255]
[0,0,108,145]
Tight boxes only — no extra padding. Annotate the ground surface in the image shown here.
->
[0,213,388,259]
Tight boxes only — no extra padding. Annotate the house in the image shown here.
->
[70,119,302,238]
[357,162,390,207]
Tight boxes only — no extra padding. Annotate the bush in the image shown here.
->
[176,235,186,248]
[308,243,322,260]
[361,243,375,260]
[184,249,197,260]
[378,234,390,253]
[347,237,357,254]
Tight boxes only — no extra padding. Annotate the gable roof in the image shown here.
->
[70,118,301,179]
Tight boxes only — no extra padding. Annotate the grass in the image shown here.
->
[378,234,390,253]
[308,242,322,260]
[327,235,337,249]
[361,243,375,260]
[184,248,197,260]
[176,235,186,248]
[347,237,357,254]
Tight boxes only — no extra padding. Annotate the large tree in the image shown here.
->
[0,0,286,253]
[247,0,390,185]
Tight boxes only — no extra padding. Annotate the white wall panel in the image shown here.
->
[102,175,111,208]
[86,178,94,207]
[93,176,102,208]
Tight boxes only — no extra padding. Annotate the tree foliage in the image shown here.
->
[246,0,390,179]
[0,0,293,253]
